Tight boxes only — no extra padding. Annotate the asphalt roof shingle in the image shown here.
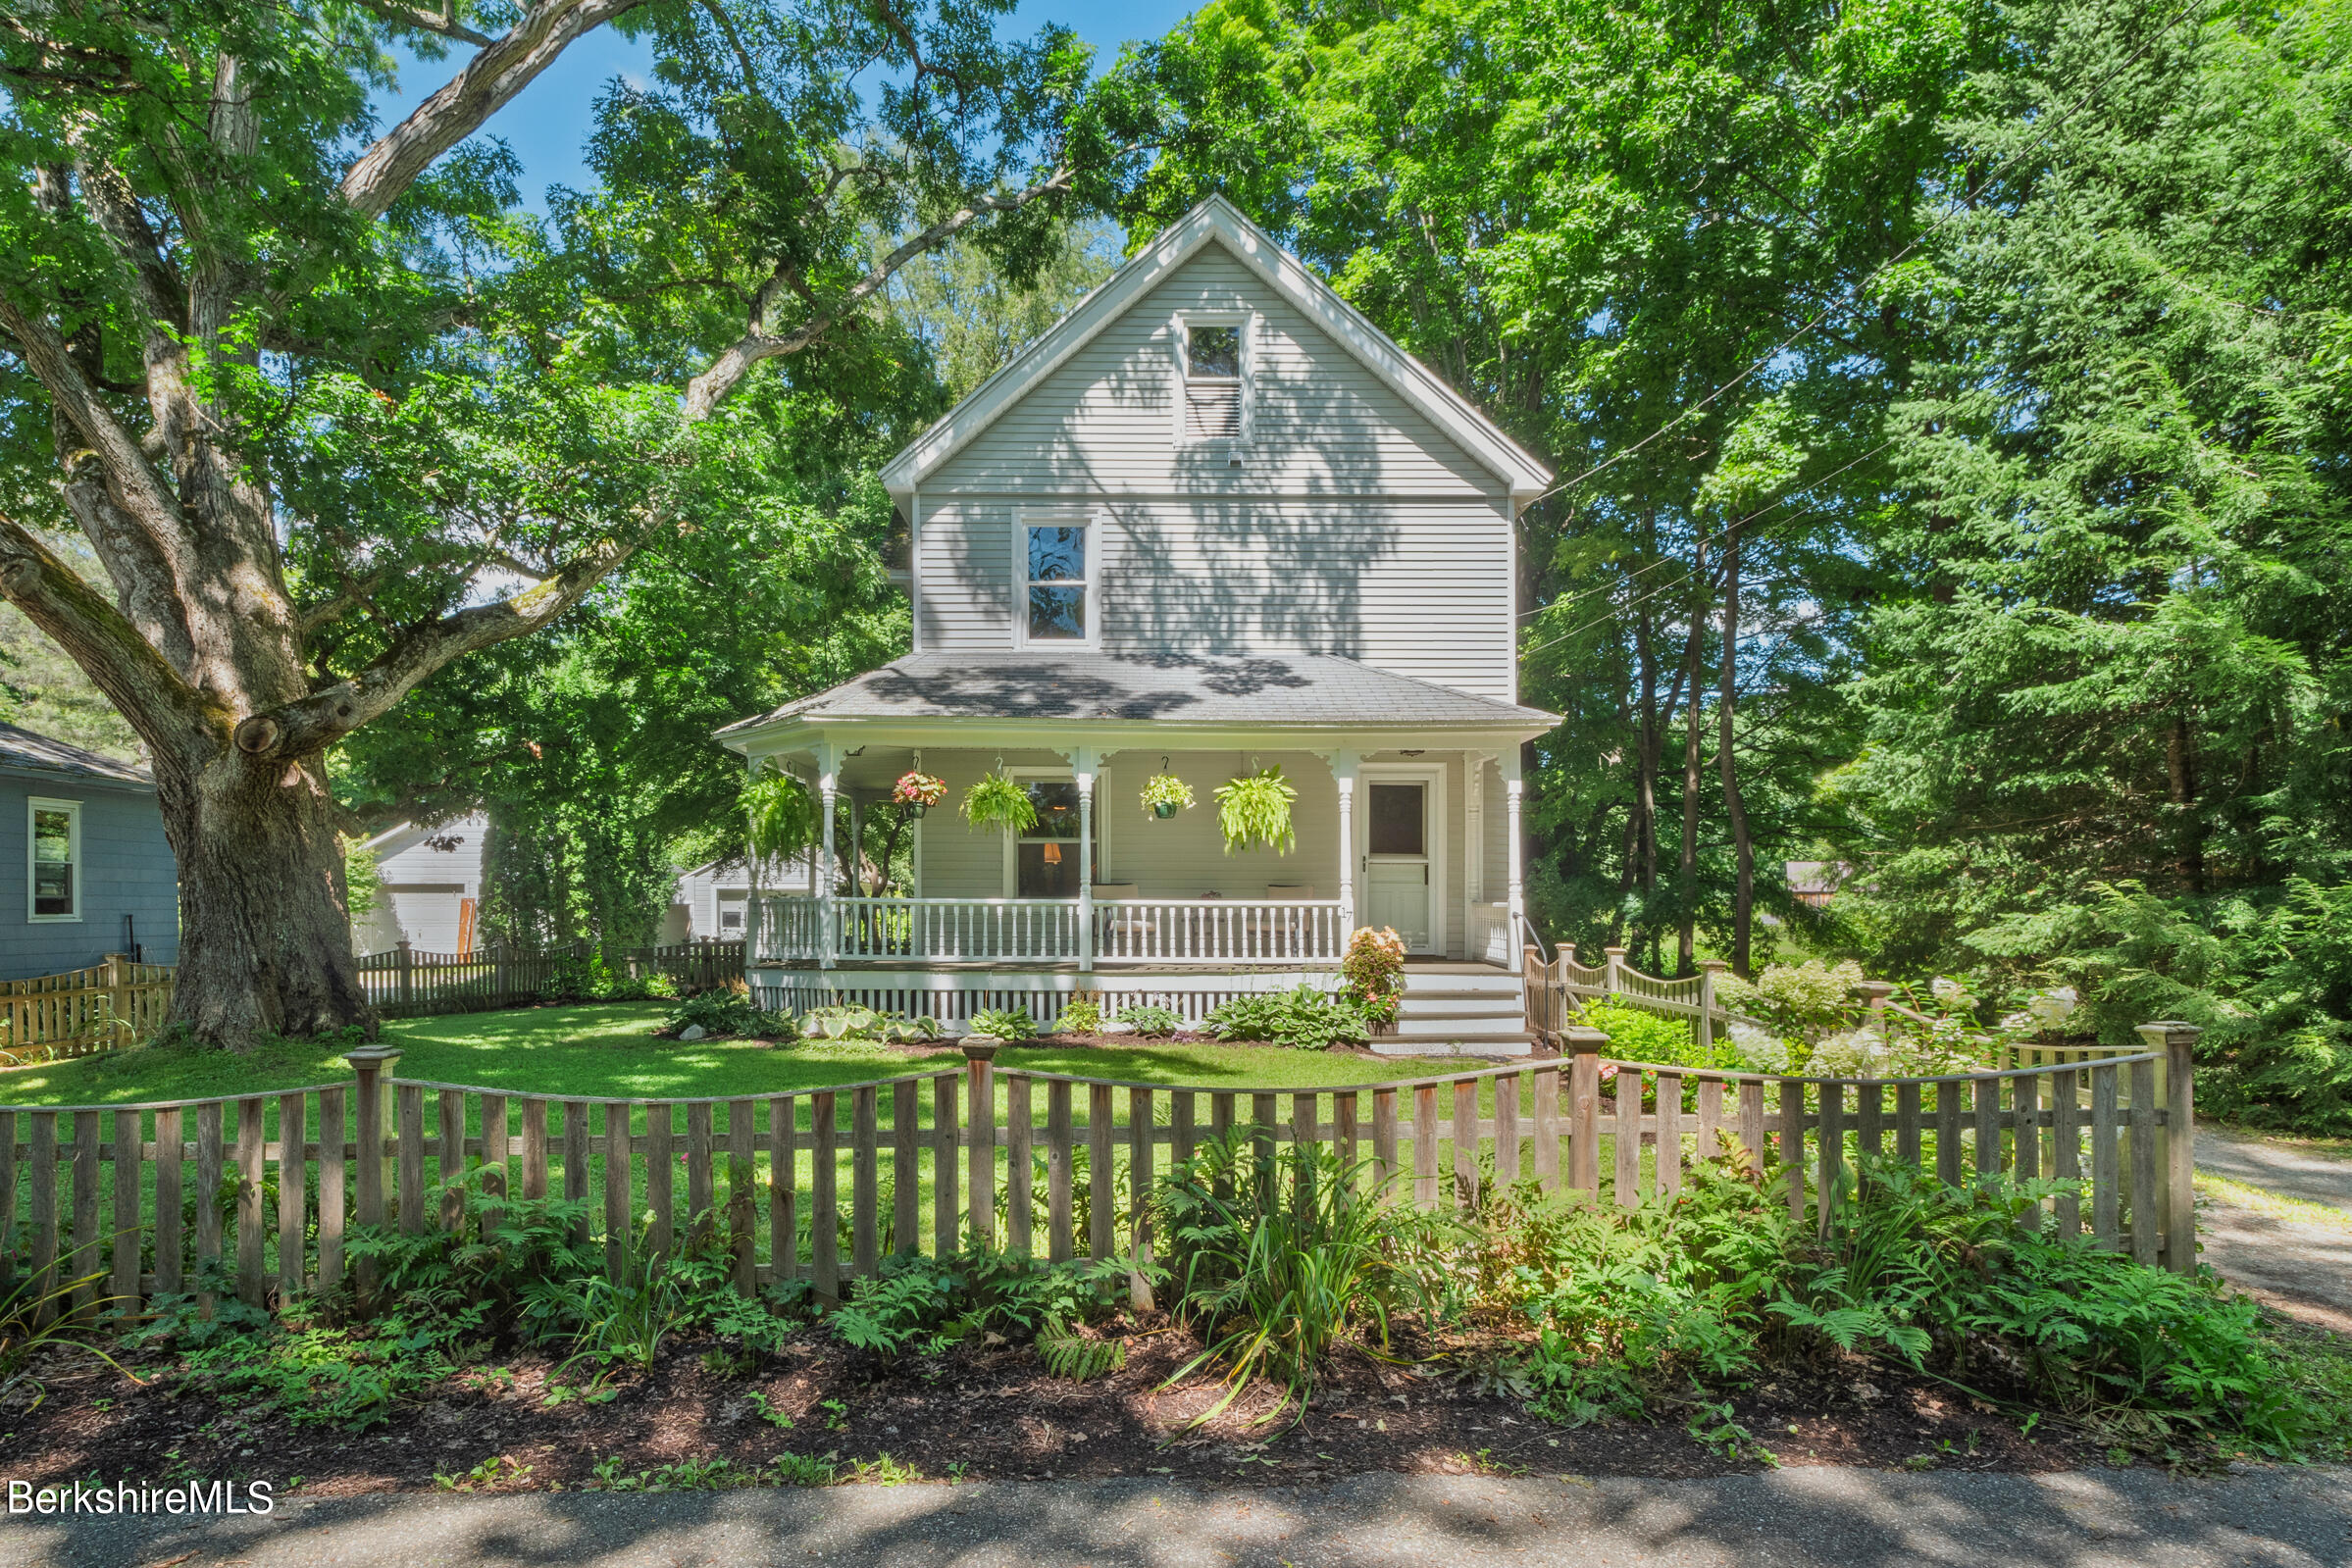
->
[722,652,1559,733]
[0,722,150,786]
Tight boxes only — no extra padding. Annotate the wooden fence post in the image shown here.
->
[1562,1025,1607,1199]
[963,1039,999,1251]
[343,1046,400,1298]
[395,940,415,1011]
[1697,959,1727,1051]
[2137,1021,2201,1276]
[1602,946,1626,996]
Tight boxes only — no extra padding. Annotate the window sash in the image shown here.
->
[1023,524,1091,642]
[28,801,78,920]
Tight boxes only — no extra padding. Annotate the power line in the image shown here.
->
[1513,0,2214,515]
[1516,436,1894,624]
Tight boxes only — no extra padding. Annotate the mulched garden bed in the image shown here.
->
[0,1320,2099,1496]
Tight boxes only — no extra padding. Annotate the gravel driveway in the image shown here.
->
[6,1468,2348,1568]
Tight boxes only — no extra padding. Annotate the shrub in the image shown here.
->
[1203,986,1368,1049]
[967,1006,1037,1039]
[827,1250,1132,1359]
[1715,958,1865,1037]
[1056,995,1102,1034]
[1114,1003,1184,1037]
[1339,927,1406,1025]
[664,989,794,1040]
[1573,1000,1719,1070]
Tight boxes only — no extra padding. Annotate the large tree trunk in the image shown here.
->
[2167,713,2206,894]
[1675,538,1709,976]
[158,747,372,1041]
[1717,532,1755,976]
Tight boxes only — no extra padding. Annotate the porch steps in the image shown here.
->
[1370,967,1535,1057]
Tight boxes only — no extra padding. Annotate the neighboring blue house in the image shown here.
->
[0,723,179,979]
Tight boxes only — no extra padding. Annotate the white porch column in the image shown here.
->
[816,742,839,971]
[1502,748,1526,938]
[1073,747,1097,971]
[1332,750,1359,935]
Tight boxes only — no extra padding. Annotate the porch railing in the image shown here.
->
[752,895,1348,966]
[1093,899,1344,963]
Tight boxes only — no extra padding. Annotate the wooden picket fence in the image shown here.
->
[0,959,176,1065]
[356,940,746,1017]
[0,1020,2202,1323]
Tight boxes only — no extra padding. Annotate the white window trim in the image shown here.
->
[26,795,82,925]
[1169,311,1258,447]
[1010,511,1102,649]
[999,765,1080,898]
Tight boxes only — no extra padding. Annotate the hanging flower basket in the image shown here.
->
[894,770,946,818]
[960,772,1038,832]
[1214,765,1297,855]
[1140,773,1194,820]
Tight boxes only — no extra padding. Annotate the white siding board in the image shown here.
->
[927,248,1501,499]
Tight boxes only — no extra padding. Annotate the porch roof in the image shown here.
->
[717,651,1559,748]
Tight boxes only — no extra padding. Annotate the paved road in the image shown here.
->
[6,1468,2348,1568]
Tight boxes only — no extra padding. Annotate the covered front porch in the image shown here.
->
[716,650,1558,1027]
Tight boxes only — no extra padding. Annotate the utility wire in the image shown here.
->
[1512,0,2214,516]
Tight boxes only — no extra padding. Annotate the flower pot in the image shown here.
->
[1151,801,1180,819]
[901,802,929,819]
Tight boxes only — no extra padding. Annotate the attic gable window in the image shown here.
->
[1176,316,1251,445]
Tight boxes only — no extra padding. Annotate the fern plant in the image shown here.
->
[960,772,1038,832]
[1036,1313,1126,1381]
[1214,766,1297,854]
[743,766,820,857]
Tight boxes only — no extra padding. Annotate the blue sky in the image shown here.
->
[375,1,1192,209]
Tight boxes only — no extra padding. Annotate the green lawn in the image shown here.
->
[0,1001,1469,1108]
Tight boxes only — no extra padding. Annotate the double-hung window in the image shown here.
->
[1175,315,1252,445]
[1019,520,1094,644]
[28,798,79,922]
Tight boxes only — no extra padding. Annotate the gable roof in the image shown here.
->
[0,722,150,788]
[719,650,1559,738]
[881,196,1555,507]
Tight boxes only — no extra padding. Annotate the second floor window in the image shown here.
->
[1024,522,1090,641]
[1181,319,1245,441]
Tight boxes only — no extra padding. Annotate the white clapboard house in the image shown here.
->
[718,197,1560,1052]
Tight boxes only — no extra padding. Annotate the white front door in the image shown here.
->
[1358,771,1440,953]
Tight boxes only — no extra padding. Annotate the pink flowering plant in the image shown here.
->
[893,771,946,808]
[1340,926,1407,1026]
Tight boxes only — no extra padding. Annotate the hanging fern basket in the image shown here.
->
[960,772,1039,833]
[1213,766,1297,855]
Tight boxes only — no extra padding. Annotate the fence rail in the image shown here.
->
[0,959,175,1063]
[0,1021,2201,1325]
[355,940,745,1017]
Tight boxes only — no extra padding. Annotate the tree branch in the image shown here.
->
[351,0,497,49]
[681,163,1080,419]
[339,0,648,219]
[234,538,635,758]
[0,514,206,738]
